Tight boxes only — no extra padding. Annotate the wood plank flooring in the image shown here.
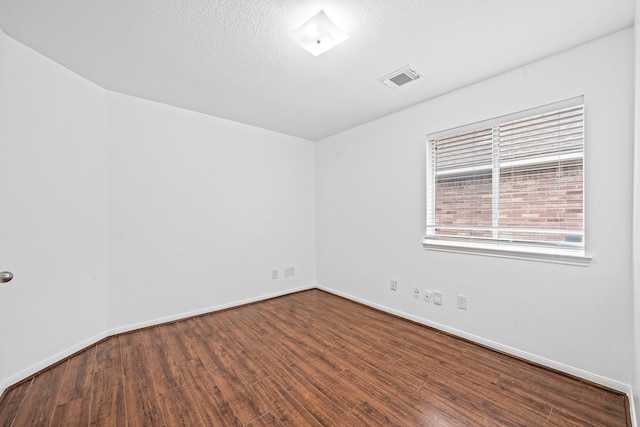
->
[0,289,631,426]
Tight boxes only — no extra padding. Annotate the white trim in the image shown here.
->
[423,238,591,266]
[107,284,315,336]
[630,390,638,427]
[317,285,630,395]
[0,330,108,396]
[0,284,315,397]
[428,225,583,235]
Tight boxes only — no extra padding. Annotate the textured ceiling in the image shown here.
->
[0,0,634,141]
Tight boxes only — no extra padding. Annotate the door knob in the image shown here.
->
[0,271,13,283]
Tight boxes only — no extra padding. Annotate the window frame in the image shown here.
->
[423,97,592,266]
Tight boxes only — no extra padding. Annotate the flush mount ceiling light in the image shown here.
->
[289,10,349,56]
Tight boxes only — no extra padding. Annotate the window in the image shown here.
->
[424,97,591,265]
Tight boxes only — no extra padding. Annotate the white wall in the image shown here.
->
[106,93,316,330]
[0,31,316,392]
[317,29,635,388]
[0,20,635,407]
[0,31,108,389]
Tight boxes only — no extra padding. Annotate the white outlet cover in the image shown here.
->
[423,290,433,302]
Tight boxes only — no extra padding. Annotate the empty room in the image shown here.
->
[1,0,639,425]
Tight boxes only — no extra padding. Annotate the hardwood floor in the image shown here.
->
[0,289,631,426]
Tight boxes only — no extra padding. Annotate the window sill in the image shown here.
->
[422,239,592,266]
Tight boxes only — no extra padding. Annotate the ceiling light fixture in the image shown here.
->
[289,10,349,56]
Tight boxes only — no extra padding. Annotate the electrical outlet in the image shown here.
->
[433,291,443,305]
[284,267,295,277]
[413,287,421,299]
[423,290,433,302]
[271,269,278,279]
[457,295,468,310]
[390,280,398,291]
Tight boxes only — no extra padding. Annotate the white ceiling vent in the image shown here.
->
[380,65,421,88]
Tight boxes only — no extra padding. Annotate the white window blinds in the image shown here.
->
[426,98,585,256]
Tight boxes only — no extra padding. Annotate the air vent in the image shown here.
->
[380,65,421,88]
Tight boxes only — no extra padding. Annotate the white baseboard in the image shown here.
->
[318,285,633,396]
[0,284,315,398]
[630,390,638,427]
[0,330,108,397]
[107,284,315,336]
